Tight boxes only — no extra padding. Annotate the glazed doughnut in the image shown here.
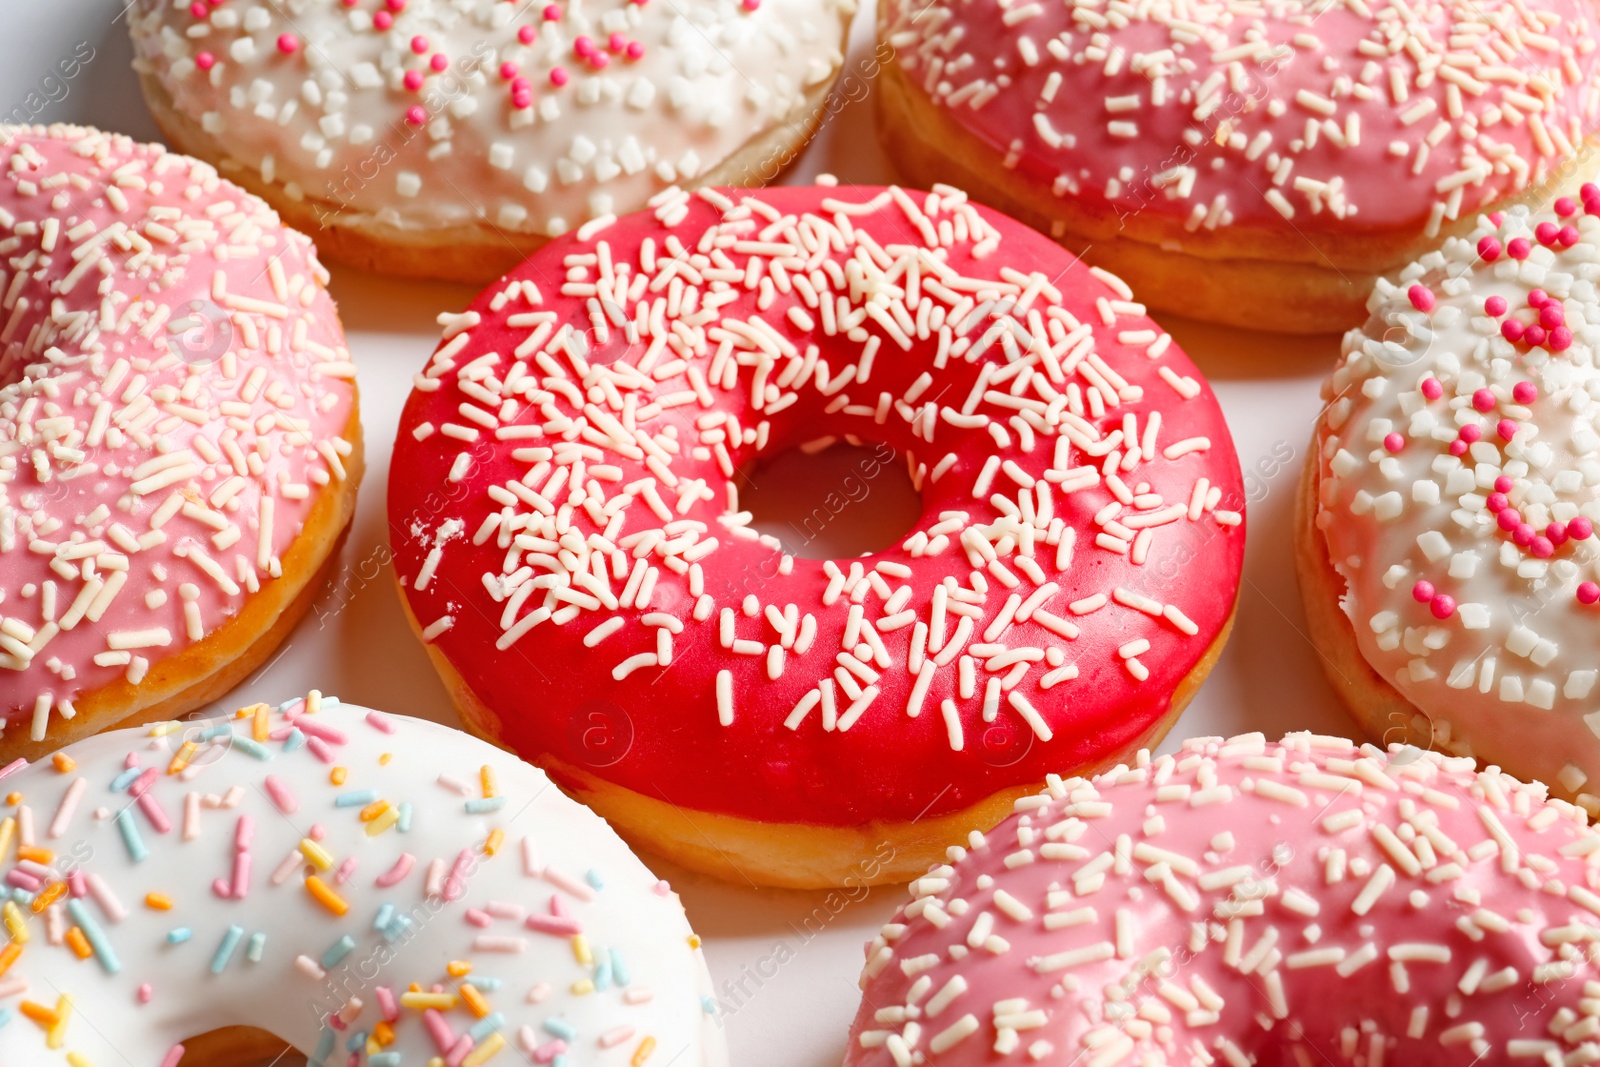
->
[1300,186,1600,810]
[848,731,1600,1065]
[127,0,853,284]
[0,694,722,1067]
[0,125,361,761]
[877,0,1600,333]
[388,182,1246,889]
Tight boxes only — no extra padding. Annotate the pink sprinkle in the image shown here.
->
[138,792,171,834]
[447,1035,475,1067]
[1557,197,1578,217]
[1497,418,1518,441]
[1561,225,1581,248]
[129,768,158,797]
[232,851,251,898]
[431,53,448,72]
[466,908,494,927]
[543,3,561,17]
[263,775,298,815]
[195,52,216,71]
[404,70,425,91]
[609,32,627,52]
[1571,518,1594,540]
[295,719,347,744]
[1477,236,1502,261]
[1449,440,1468,457]
[1420,377,1443,400]
[1580,582,1600,605]
[406,105,427,126]
[549,67,569,86]
[1407,284,1435,312]
[512,91,533,109]
[1584,183,1600,203]
[1540,304,1565,329]
[374,10,393,28]
[1494,475,1514,494]
[525,913,583,935]
[67,869,87,898]
[159,1044,184,1067]
[1513,523,1535,547]
[1497,508,1521,532]
[5,871,39,892]
[1383,432,1404,453]
[1489,211,1506,225]
[365,710,397,734]
[1528,289,1549,308]
[1531,536,1555,558]
[375,853,416,888]
[424,1010,457,1055]
[1524,324,1548,347]
[443,848,474,901]
[1486,492,1508,513]
[1459,424,1482,444]
[1550,326,1574,352]
[1536,221,1560,246]
[211,878,231,899]
[1512,381,1538,404]
[1429,595,1456,620]
[500,61,519,80]
[1483,295,1507,317]
[521,23,539,43]
[139,984,154,1005]
[1471,388,1496,412]
[377,985,400,1023]
[534,1042,569,1065]
[277,33,299,54]
[411,35,430,54]
[310,823,327,841]
[742,0,760,9]
[1412,581,1435,603]
[590,52,609,69]
[1501,319,1525,343]
[627,41,644,59]
[190,0,207,16]
[1549,522,1570,546]
[334,857,359,885]
[387,0,406,9]
[1508,237,1532,260]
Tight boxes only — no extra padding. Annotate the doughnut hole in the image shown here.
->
[739,439,921,560]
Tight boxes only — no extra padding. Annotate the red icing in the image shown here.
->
[388,186,1245,828]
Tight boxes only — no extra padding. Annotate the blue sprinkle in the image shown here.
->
[610,948,630,987]
[373,903,395,932]
[369,1055,401,1067]
[398,802,414,832]
[283,728,306,752]
[702,996,717,1014]
[321,935,356,969]
[381,915,413,943]
[109,767,141,792]
[543,1018,577,1040]
[553,1055,569,1067]
[115,808,148,862]
[345,1030,367,1053]
[167,928,192,944]
[312,1027,335,1067]
[0,1006,13,1029]
[469,1012,505,1042]
[9,891,32,908]
[200,723,233,741]
[593,954,612,991]
[211,924,245,973]
[277,699,299,713]
[469,976,503,992]
[464,797,507,814]
[585,868,605,890]
[67,899,120,974]
[335,790,379,808]
[323,696,341,708]
[230,735,272,761]
[247,931,267,963]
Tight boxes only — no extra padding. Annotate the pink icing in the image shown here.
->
[0,125,357,738]
[882,0,1600,238]
[849,732,1600,1064]
[388,184,1245,829]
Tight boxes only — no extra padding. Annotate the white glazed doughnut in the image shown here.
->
[0,695,722,1067]
[0,124,361,761]
[126,0,854,283]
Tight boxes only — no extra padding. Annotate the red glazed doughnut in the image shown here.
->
[877,0,1600,333]
[848,732,1600,1065]
[389,183,1245,888]
[0,125,362,760]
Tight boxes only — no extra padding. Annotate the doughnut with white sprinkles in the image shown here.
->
[876,0,1600,332]
[0,696,722,1067]
[388,182,1246,889]
[848,732,1600,1065]
[1303,184,1600,812]
[127,0,854,283]
[0,124,361,757]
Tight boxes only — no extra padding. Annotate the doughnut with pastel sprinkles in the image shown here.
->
[388,182,1246,888]
[127,0,854,283]
[849,732,1600,1066]
[1300,184,1600,810]
[877,0,1600,333]
[0,125,361,761]
[0,695,722,1067]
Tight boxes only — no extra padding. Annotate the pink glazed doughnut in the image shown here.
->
[877,0,1600,333]
[849,732,1600,1065]
[0,125,362,760]
[389,182,1246,888]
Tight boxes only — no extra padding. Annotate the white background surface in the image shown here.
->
[6,3,1366,1063]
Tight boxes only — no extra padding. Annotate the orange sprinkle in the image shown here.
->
[19,1000,58,1027]
[30,882,66,913]
[0,942,22,976]
[330,767,348,786]
[407,982,422,993]
[64,928,91,960]
[17,846,53,865]
[145,893,173,911]
[5,793,20,807]
[50,754,74,774]
[686,935,701,950]
[632,1036,657,1067]
[373,1021,395,1045]
[483,829,505,856]
[480,765,498,799]
[446,960,472,978]
[459,983,491,1019]
[304,876,348,916]
[167,741,197,775]
[359,800,390,823]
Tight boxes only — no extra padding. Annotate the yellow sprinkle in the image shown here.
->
[148,721,183,737]
[306,689,323,714]
[167,741,197,775]
[31,881,65,913]
[631,1037,657,1067]
[0,817,15,863]
[569,978,595,995]
[64,928,91,960]
[379,752,394,765]
[50,754,74,774]
[45,993,72,1050]
[398,991,457,1011]
[483,829,505,856]
[686,934,701,950]
[67,1054,94,1067]
[145,893,173,911]
[299,839,334,871]
[460,983,491,1019]
[304,876,348,916]
[252,703,270,742]
[480,765,498,799]
[462,1033,507,1067]
[572,934,592,965]
[366,807,400,837]
[359,800,390,822]
[330,766,348,786]
[4,901,30,943]
[17,846,53,864]
[446,960,472,978]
